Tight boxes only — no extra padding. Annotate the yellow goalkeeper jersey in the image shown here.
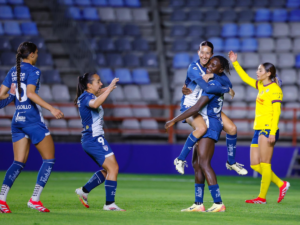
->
[232,61,282,135]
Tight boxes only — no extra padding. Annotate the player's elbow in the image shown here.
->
[26,91,35,100]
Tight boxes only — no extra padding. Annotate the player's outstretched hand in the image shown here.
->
[228,51,237,62]
[108,78,119,92]
[182,84,192,95]
[203,73,214,82]
[268,135,276,144]
[229,88,235,99]
[51,107,64,119]
[10,83,16,95]
[165,120,175,132]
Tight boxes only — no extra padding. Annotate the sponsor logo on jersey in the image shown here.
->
[12,71,26,82]
[256,97,264,105]
[15,112,26,122]
[16,105,31,110]
[36,71,40,75]
[193,67,198,70]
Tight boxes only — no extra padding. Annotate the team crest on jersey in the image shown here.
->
[266,89,269,93]
[103,145,108,151]
[193,67,197,70]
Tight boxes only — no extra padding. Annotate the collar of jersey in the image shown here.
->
[263,81,275,87]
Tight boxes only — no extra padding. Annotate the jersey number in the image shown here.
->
[213,97,223,114]
[98,137,104,145]
[15,83,28,102]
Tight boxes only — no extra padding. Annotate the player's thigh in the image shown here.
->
[187,115,207,136]
[197,138,215,164]
[221,112,237,135]
[13,137,31,163]
[258,135,274,164]
[102,155,119,174]
[250,147,260,165]
[35,135,55,160]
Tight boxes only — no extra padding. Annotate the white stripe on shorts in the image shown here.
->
[105,153,114,158]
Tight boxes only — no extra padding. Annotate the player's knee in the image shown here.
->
[101,169,107,177]
[227,124,237,136]
[193,126,207,139]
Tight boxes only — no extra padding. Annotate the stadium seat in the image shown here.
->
[29,37,47,52]
[95,53,106,66]
[186,0,201,7]
[221,10,237,22]
[82,7,99,20]
[235,0,252,7]
[0,107,6,117]
[98,38,115,51]
[296,54,300,68]
[122,119,140,130]
[229,85,245,102]
[224,38,240,52]
[208,37,223,52]
[37,53,53,67]
[140,119,159,130]
[4,21,21,35]
[273,23,289,38]
[172,85,182,103]
[222,23,238,38]
[67,7,82,20]
[260,53,277,66]
[115,38,132,51]
[171,25,186,37]
[124,24,140,36]
[172,39,189,52]
[123,54,140,67]
[140,85,159,102]
[238,24,255,37]
[247,102,256,119]
[87,38,99,51]
[173,53,190,69]
[204,10,220,22]
[106,53,123,67]
[132,8,149,21]
[256,23,272,37]
[188,25,204,37]
[91,0,107,5]
[90,23,107,36]
[107,23,123,36]
[287,0,300,8]
[237,10,253,22]
[132,69,150,84]
[219,0,235,7]
[255,9,271,22]
[246,86,258,102]
[230,102,247,119]
[253,0,268,7]
[275,38,292,52]
[142,53,158,67]
[190,38,202,51]
[115,68,133,84]
[39,85,53,102]
[0,70,6,83]
[0,52,15,66]
[242,53,259,68]
[21,22,38,35]
[4,105,15,116]
[98,7,116,21]
[272,9,288,22]
[258,38,274,52]
[0,37,11,51]
[278,53,295,68]
[172,69,186,86]
[49,120,69,135]
[52,84,70,102]
[230,69,243,85]
[270,0,285,7]
[205,24,221,38]
[283,103,300,119]
[170,0,185,8]
[132,38,149,51]
[98,68,114,84]
[187,10,202,21]
[14,6,31,19]
[78,22,90,35]
[170,10,186,21]
[289,10,300,21]
[132,103,151,118]
[115,8,132,21]
[294,38,300,53]
[123,85,142,102]
[202,0,218,7]
[290,23,300,37]
[234,121,249,132]
[75,0,91,5]
[42,70,62,84]
[0,23,3,35]
[109,86,125,102]
[241,38,257,52]
[8,0,24,4]
[0,6,13,19]
[280,69,297,85]
[124,0,140,7]
[60,106,79,117]
[176,121,193,132]
[282,85,298,102]
[59,0,74,5]
[108,0,124,6]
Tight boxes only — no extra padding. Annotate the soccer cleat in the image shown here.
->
[174,158,188,175]
[278,181,290,203]
[27,198,50,212]
[206,203,226,212]
[75,187,89,208]
[226,162,248,175]
[0,200,11,213]
[245,197,266,204]
[181,203,205,212]
[103,203,125,211]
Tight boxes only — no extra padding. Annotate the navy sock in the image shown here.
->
[105,180,117,204]
[178,133,200,161]
[226,134,237,165]
[208,184,222,203]
[195,183,204,204]
[3,161,25,188]
[36,159,55,187]
[83,170,105,193]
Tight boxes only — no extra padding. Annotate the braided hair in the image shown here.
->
[16,42,37,101]
[74,72,96,105]
[211,55,231,75]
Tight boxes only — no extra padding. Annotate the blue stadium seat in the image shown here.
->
[108,0,124,7]
[170,0,185,8]
[270,0,285,7]
[295,54,300,68]
[124,54,140,67]
[188,25,203,37]
[0,37,11,51]
[115,38,132,51]
[115,68,133,84]
[186,0,201,7]
[224,38,240,52]
[0,52,15,65]
[90,23,107,36]
[0,70,6,83]
[190,38,201,51]
[98,68,114,84]
[203,0,218,7]
[95,53,106,66]
[171,25,186,37]
[238,10,253,22]
[221,10,237,22]
[132,69,150,84]
[107,23,123,36]
[132,39,149,51]
[0,6,13,19]
[21,22,38,35]
[172,39,188,52]
[219,0,235,7]
[238,24,255,37]
[272,9,288,22]
[235,0,252,7]
[187,10,202,21]
[106,53,123,67]
[170,10,186,21]
[253,0,268,7]
[205,24,221,38]
[67,7,82,20]
[91,0,107,6]
[82,7,99,20]
[286,0,300,8]
[124,24,140,36]
[0,23,3,35]
[14,6,31,19]
[29,37,47,52]
[204,10,220,22]
[0,0,6,3]
[222,23,238,38]
[8,0,23,4]
[256,23,272,37]
[173,53,190,69]
[78,22,90,35]
[208,37,223,52]
[4,21,21,35]
[124,0,140,7]
[37,53,53,67]
[42,70,62,84]
[241,38,258,52]
[98,38,115,51]
[255,9,271,22]
[142,53,158,67]
[74,0,91,5]
[289,10,300,22]
[192,53,198,62]
[10,37,27,51]
[88,38,99,51]
[59,0,74,5]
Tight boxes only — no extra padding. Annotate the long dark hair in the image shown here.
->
[212,55,231,75]
[262,62,276,80]
[16,42,37,101]
[199,41,214,54]
[74,72,95,105]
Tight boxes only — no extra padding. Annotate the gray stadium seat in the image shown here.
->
[230,85,245,102]
[230,102,247,119]
[278,53,295,68]
[173,85,182,104]
[246,86,258,102]
[140,85,160,103]
[115,8,132,21]
[278,122,285,132]
[290,23,300,37]
[98,8,116,21]
[49,119,69,135]
[298,70,300,85]
[4,105,15,116]
[132,8,149,21]
[242,53,259,68]
[283,103,300,119]
[140,119,159,130]
[173,69,186,86]
[234,52,244,67]
[132,103,151,118]
[222,101,230,115]
[280,69,297,85]
[275,38,292,52]
[68,119,82,128]
[39,85,53,102]
[286,122,300,133]
[234,121,249,132]
[230,69,243,85]
[60,106,79,117]
[52,84,70,102]
[123,85,142,102]
[282,85,298,102]
[0,108,5,116]
[176,121,193,132]
[122,119,140,129]
[44,120,49,127]
[247,102,256,119]
[245,69,258,79]
[0,119,11,127]
[109,85,125,102]
[260,53,277,65]
[258,38,274,52]
[273,23,289,38]
[113,103,133,117]
[292,38,300,53]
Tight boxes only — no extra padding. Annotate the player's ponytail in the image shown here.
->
[74,72,95,105]
[262,62,276,80]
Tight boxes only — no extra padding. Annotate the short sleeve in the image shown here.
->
[187,63,201,82]
[271,86,283,104]
[2,69,12,88]
[27,68,41,86]
[84,94,96,107]
[201,80,221,100]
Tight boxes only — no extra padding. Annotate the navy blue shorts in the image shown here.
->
[202,127,222,143]
[251,129,280,147]
[12,122,50,145]
[82,135,114,166]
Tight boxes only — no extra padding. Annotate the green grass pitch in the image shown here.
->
[0,172,299,225]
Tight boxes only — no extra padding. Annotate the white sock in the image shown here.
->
[0,185,10,202]
[31,184,43,202]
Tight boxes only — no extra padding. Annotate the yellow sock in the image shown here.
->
[251,164,284,188]
[258,163,272,199]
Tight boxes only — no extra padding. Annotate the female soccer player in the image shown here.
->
[0,42,64,213]
[175,41,247,176]
[166,56,231,212]
[228,50,290,204]
[74,73,125,211]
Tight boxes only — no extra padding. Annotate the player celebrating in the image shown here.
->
[0,42,64,213]
[166,56,231,212]
[175,41,247,176]
[228,51,290,204]
[74,73,125,211]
